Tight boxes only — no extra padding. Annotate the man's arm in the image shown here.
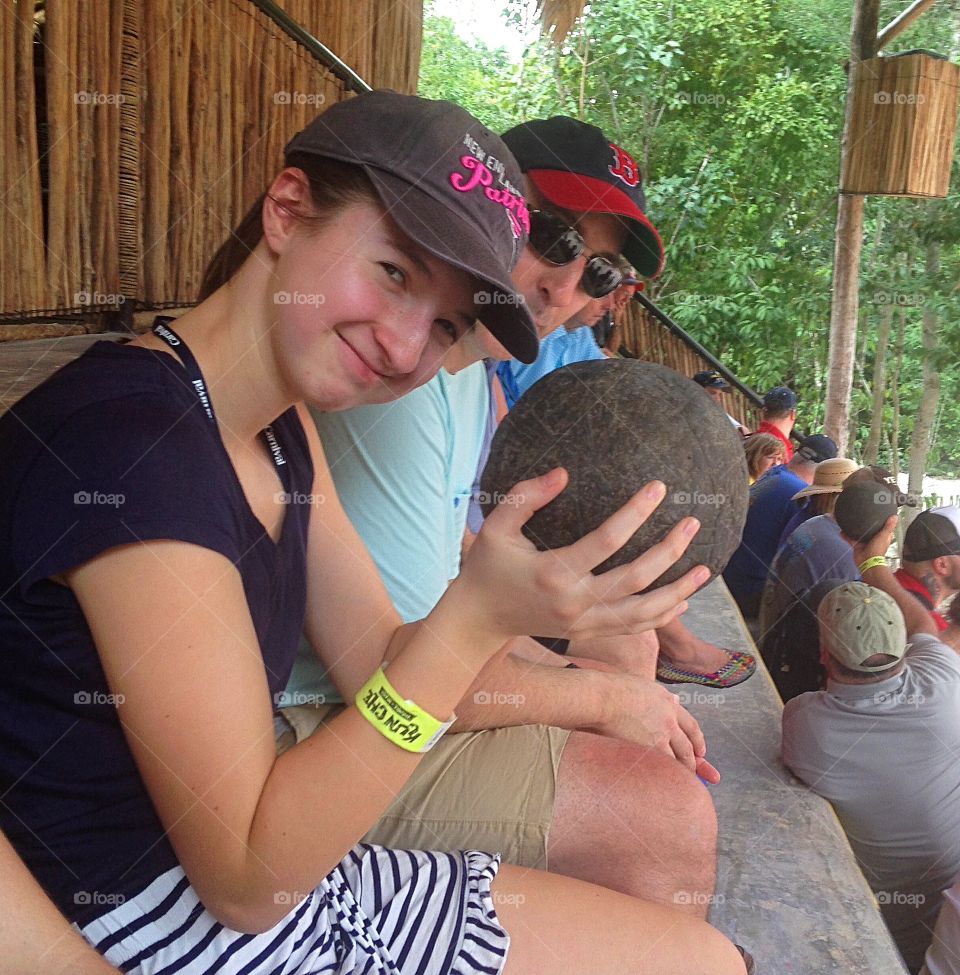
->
[848,514,938,637]
[448,649,719,781]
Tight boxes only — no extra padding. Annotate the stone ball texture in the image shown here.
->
[480,359,748,588]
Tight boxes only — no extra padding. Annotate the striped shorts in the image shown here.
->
[79,844,510,975]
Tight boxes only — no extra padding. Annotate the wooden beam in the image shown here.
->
[877,0,939,51]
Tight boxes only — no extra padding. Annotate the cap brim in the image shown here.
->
[526,170,665,279]
[791,485,843,500]
[364,168,540,364]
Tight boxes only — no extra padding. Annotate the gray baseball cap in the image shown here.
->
[284,91,539,363]
[817,583,907,672]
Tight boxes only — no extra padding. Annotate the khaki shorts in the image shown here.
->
[279,703,571,868]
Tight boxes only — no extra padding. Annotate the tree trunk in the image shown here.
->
[863,302,893,464]
[823,0,881,453]
[889,301,907,478]
[905,240,941,527]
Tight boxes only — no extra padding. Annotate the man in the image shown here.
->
[758,471,900,701]
[895,506,960,632]
[756,386,797,460]
[693,370,748,435]
[281,116,722,915]
[722,434,838,618]
[782,582,960,972]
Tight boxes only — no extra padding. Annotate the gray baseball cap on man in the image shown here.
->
[285,91,539,363]
[818,583,908,672]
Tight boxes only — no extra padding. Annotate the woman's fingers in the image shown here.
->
[557,482,670,575]
[592,516,702,601]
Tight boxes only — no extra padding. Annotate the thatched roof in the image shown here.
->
[537,0,588,42]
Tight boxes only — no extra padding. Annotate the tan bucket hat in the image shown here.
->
[791,458,859,500]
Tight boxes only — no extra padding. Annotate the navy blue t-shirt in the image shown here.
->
[722,464,808,605]
[0,341,312,924]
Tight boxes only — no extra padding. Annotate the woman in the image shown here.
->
[744,432,786,484]
[0,93,748,974]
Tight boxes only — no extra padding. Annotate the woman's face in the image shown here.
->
[760,453,782,476]
[266,194,482,411]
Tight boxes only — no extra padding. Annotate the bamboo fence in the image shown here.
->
[0,0,423,332]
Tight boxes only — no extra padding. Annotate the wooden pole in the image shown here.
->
[823,0,881,453]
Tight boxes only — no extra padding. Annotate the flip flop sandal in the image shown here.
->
[656,649,757,688]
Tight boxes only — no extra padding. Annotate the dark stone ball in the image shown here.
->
[480,359,748,588]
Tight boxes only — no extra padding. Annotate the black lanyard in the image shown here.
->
[152,317,292,496]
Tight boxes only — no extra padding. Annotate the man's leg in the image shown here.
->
[548,730,718,919]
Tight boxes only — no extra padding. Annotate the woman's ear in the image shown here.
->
[261,167,314,255]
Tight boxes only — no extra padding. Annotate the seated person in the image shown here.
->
[722,434,837,618]
[782,582,960,973]
[921,874,960,975]
[776,457,858,550]
[744,432,785,485]
[693,370,748,436]
[759,472,902,700]
[896,506,960,631]
[756,386,797,460]
[282,114,728,916]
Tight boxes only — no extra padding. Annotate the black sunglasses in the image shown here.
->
[527,209,624,299]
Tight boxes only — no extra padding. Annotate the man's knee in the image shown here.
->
[552,733,717,860]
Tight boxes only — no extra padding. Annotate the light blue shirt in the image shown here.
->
[497,325,604,408]
[280,363,489,707]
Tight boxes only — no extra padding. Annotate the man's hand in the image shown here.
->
[591,674,720,783]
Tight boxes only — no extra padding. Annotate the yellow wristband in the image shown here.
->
[355,667,454,753]
[858,556,887,574]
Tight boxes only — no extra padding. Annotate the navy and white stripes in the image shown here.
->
[79,844,510,975]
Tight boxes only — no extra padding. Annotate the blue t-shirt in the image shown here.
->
[722,464,808,603]
[282,363,489,708]
[497,325,604,409]
[0,341,312,923]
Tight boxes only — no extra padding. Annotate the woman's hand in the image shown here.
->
[451,469,710,648]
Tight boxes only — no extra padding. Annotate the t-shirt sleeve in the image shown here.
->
[11,394,242,596]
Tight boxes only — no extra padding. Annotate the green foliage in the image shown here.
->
[419,0,960,475]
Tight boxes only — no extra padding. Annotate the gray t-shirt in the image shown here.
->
[782,635,960,971]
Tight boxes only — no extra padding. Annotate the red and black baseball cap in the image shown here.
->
[285,91,539,363]
[501,116,665,279]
